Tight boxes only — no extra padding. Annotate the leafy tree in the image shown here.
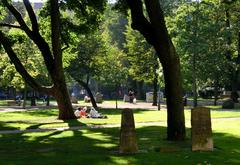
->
[0,0,107,119]
[166,0,239,105]
[96,43,128,108]
[116,0,186,140]
[65,33,106,109]
[0,0,76,119]
[125,18,160,106]
[221,0,240,98]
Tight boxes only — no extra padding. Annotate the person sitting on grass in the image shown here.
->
[74,107,81,118]
[74,107,88,118]
[89,107,107,119]
[80,107,88,118]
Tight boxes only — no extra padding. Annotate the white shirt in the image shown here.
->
[74,110,81,117]
[90,108,100,118]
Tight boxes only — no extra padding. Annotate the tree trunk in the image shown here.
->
[116,88,118,110]
[46,95,50,106]
[213,81,218,106]
[152,72,158,106]
[0,0,75,120]
[136,81,144,100]
[162,55,186,141]
[126,0,185,140]
[50,0,75,120]
[53,83,76,120]
[192,51,198,107]
[31,90,36,106]
[73,78,98,109]
[23,81,27,108]
[82,81,98,109]
[225,9,232,60]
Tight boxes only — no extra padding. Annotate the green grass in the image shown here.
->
[0,119,239,164]
[0,108,240,131]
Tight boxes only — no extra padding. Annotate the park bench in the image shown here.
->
[7,100,21,106]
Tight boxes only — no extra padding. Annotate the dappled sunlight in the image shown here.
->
[212,120,240,137]
[110,156,138,165]
[94,143,117,148]
[80,130,116,143]
[48,131,75,139]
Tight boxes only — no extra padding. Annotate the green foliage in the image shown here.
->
[65,32,106,81]
[103,5,128,51]
[166,0,234,91]
[125,16,160,84]
[0,27,46,89]
[39,0,107,45]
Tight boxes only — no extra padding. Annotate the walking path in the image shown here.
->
[0,117,240,135]
[0,101,165,113]
[0,101,239,135]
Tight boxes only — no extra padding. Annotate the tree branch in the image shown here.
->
[2,0,32,36]
[0,23,21,29]
[2,0,55,77]
[144,0,170,45]
[0,31,53,95]
[50,0,62,60]
[23,0,39,32]
[126,0,155,45]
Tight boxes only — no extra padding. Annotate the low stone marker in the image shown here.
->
[191,107,213,151]
[95,92,103,103]
[71,96,78,104]
[119,109,138,154]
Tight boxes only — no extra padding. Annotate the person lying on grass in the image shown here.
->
[89,107,107,119]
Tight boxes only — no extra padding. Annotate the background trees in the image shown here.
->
[0,0,107,119]
[125,19,160,106]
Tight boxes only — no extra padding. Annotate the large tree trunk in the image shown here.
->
[161,54,185,141]
[50,0,75,120]
[53,82,76,120]
[126,0,185,140]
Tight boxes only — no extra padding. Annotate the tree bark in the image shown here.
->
[213,81,218,106]
[77,79,98,109]
[127,0,185,140]
[136,81,144,100]
[68,72,98,109]
[53,82,76,119]
[31,90,36,106]
[152,72,158,106]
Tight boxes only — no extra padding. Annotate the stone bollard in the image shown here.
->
[119,108,138,154]
[191,107,213,151]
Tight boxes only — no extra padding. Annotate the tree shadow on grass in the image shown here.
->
[0,122,239,165]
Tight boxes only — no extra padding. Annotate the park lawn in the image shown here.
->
[0,108,240,131]
[0,120,239,164]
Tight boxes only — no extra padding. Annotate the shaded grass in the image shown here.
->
[0,120,239,164]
